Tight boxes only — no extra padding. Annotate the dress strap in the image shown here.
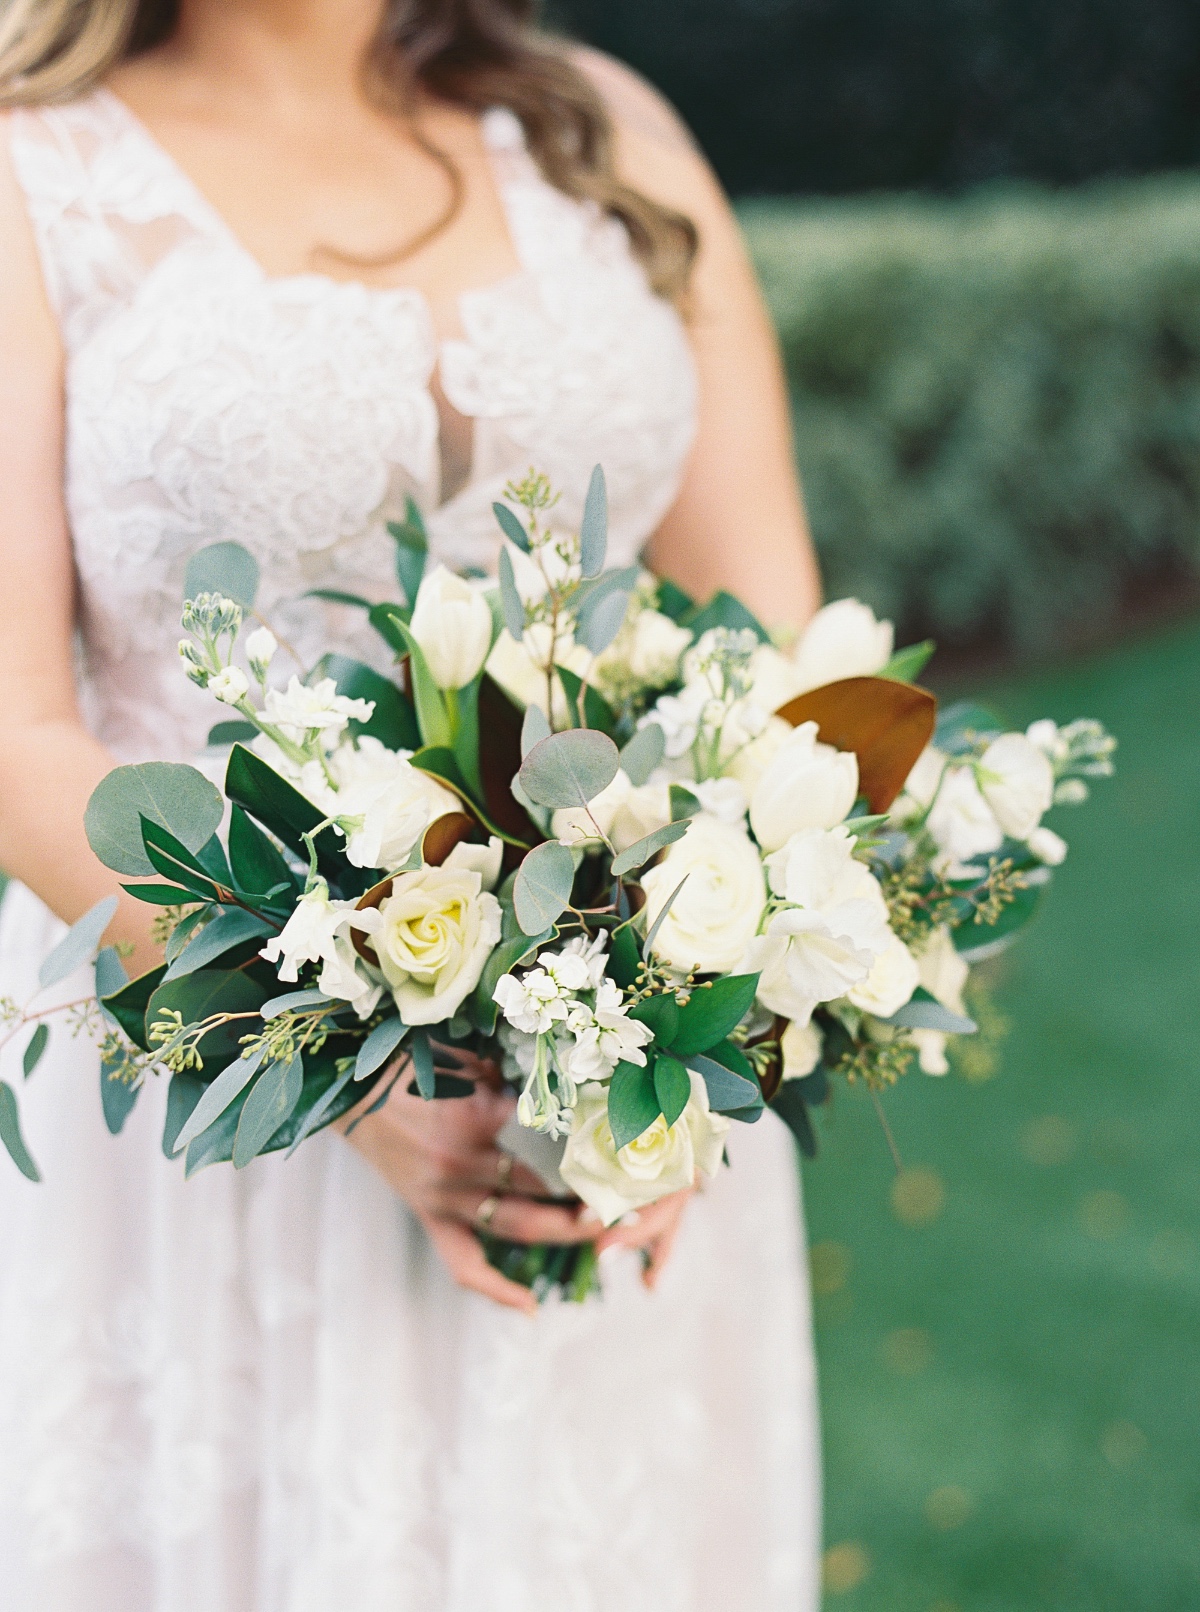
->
[7,90,218,352]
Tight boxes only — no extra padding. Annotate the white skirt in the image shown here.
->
[0,879,821,1612]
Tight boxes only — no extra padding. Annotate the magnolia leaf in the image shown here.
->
[86,763,224,877]
[498,546,526,640]
[389,498,428,606]
[610,821,688,877]
[38,895,118,990]
[579,464,608,580]
[355,1016,409,1081]
[521,702,551,759]
[310,654,419,750]
[492,501,531,553]
[22,1023,49,1080]
[776,676,937,813]
[608,1060,662,1150]
[232,1052,304,1168]
[513,840,575,935]
[669,783,701,822]
[0,1082,40,1181]
[684,590,769,642]
[184,541,259,607]
[619,723,664,787]
[172,1043,267,1155]
[163,907,275,981]
[518,729,620,810]
[654,1054,691,1129]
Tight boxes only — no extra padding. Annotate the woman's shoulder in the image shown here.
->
[0,110,61,356]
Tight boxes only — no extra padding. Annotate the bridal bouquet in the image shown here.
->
[0,468,1114,1300]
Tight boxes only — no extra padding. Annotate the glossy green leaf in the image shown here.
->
[286,1063,357,1155]
[643,874,690,957]
[669,783,701,823]
[513,840,576,935]
[389,498,429,606]
[389,618,452,749]
[232,1053,304,1167]
[303,588,372,609]
[955,879,1044,958]
[628,990,679,1046]
[140,819,225,901]
[654,1054,691,1129]
[184,540,259,607]
[619,723,664,787]
[579,463,608,579]
[608,1060,662,1150]
[38,894,117,989]
[0,1082,40,1181]
[935,699,1004,756]
[683,590,769,643]
[309,654,419,751]
[368,600,411,657]
[22,1023,49,1079]
[555,665,617,735]
[655,578,695,622]
[145,968,266,1074]
[881,639,936,683]
[610,821,688,877]
[518,729,620,810]
[228,805,296,901]
[225,745,343,879]
[607,924,642,990]
[102,964,167,1051]
[671,973,761,1057]
[771,1079,818,1155]
[86,762,224,877]
[122,882,201,906]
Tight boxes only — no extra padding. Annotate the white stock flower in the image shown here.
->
[264,677,374,744]
[749,721,859,852]
[1026,718,1068,764]
[791,599,894,692]
[259,881,379,1012]
[494,968,573,1037]
[1027,825,1068,866]
[363,866,502,1025]
[977,732,1055,841]
[409,566,494,691]
[911,925,970,1075]
[643,680,710,759]
[245,626,277,679]
[691,776,748,827]
[563,979,654,1084]
[846,932,921,1018]
[897,747,1004,867]
[560,1073,729,1226]
[208,665,249,705]
[781,1018,823,1080]
[745,826,892,1024]
[594,607,692,702]
[641,816,766,975]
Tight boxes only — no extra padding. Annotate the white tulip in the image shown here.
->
[791,599,894,693]
[361,865,502,1025]
[408,566,494,691]
[641,816,766,975]
[208,665,249,705]
[847,932,921,1018]
[749,720,859,852]
[560,1074,729,1226]
[977,733,1055,841]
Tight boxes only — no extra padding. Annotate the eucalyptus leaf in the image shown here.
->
[884,989,977,1035]
[643,874,690,957]
[669,784,701,823]
[518,729,620,810]
[619,723,664,787]
[22,1023,49,1080]
[100,1049,141,1135]
[685,1052,763,1116]
[520,702,551,759]
[355,1016,409,1081]
[172,1043,267,1155]
[576,582,631,656]
[207,720,259,747]
[261,988,335,1019]
[38,895,118,990]
[492,501,531,553]
[0,1082,40,1181]
[498,546,526,640]
[513,840,576,935]
[409,1029,435,1100]
[232,1052,304,1168]
[184,540,259,607]
[86,763,224,877]
[94,944,129,1001]
[610,820,688,876]
[163,907,275,980]
[286,1063,357,1156]
[579,464,608,580]
[162,1073,204,1159]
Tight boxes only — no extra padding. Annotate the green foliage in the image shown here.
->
[85,763,224,877]
[742,177,1200,654]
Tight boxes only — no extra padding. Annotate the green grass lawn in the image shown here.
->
[805,616,1200,1611]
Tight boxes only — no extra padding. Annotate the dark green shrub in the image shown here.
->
[741,177,1200,651]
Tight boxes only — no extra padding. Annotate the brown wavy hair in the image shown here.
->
[0,0,698,296]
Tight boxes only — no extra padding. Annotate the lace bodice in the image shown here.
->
[9,90,698,762]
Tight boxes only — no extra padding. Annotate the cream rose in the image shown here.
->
[363,866,502,1025]
[640,816,766,975]
[408,565,494,691]
[847,932,921,1018]
[791,598,894,692]
[749,720,859,852]
[560,1073,729,1226]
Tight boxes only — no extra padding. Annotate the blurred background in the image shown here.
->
[545,3,1200,1608]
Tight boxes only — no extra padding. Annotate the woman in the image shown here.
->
[0,0,823,1606]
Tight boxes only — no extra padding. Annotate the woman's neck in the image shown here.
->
[167,0,390,107]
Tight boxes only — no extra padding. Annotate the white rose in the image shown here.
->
[749,720,859,852]
[744,826,892,1023]
[362,866,502,1025]
[1027,825,1068,866]
[560,1073,729,1226]
[408,566,494,691]
[326,743,459,872]
[847,932,921,1018]
[443,835,504,891]
[641,816,766,975]
[977,733,1055,841]
[791,599,894,692]
[781,1018,823,1081]
[209,665,249,705]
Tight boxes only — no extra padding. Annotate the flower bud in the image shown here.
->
[409,566,494,691]
[749,721,859,852]
[245,625,277,679]
[209,666,250,705]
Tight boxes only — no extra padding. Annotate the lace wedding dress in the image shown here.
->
[0,90,821,1612]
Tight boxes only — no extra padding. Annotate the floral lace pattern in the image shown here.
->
[0,92,819,1611]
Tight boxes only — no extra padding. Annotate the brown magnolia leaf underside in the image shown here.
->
[776,676,937,813]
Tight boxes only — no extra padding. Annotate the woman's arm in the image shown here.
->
[576,49,822,635]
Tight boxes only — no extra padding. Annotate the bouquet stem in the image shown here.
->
[482,1236,600,1304]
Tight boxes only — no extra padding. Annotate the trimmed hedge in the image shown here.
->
[741,176,1200,653]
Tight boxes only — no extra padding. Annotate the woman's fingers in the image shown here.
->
[420,1214,538,1315]
[594,1189,694,1288]
[434,1187,597,1246]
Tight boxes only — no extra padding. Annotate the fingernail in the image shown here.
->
[579,1206,602,1226]
[619,1210,641,1228]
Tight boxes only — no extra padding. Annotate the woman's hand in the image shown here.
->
[341,1051,595,1315]
[595,1189,695,1293]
